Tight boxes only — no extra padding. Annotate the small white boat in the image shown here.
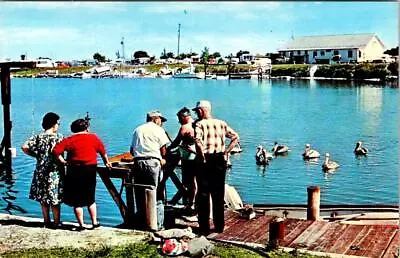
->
[196,72,215,79]
[216,75,229,80]
[173,64,197,79]
[159,74,172,79]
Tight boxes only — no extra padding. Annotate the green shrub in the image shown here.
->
[271,64,309,77]
[353,63,388,80]
[387,62,398,76]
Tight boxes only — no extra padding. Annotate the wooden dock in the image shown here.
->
[177,210,399,257]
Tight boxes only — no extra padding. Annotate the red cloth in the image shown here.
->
[53,133,106,165]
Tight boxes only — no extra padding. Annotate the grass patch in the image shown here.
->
[1,241,327,258]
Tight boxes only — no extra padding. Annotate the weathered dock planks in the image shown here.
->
[178,210,399,257]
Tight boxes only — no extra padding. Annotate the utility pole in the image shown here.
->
[121,37,125,61]
[177,23,181,60]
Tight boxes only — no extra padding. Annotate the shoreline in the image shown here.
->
[10,73,399,85]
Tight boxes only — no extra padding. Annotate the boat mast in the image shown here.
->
[177,23,181,60]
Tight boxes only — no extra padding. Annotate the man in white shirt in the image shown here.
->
[130,110,170,230]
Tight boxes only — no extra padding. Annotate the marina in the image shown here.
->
[0,77,397,228]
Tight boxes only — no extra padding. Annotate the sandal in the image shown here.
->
[72,225,85,232]
[53,222,63,229]
[90,223,101,230]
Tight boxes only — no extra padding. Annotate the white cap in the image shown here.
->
[192,100,211,111]
[146,110,167,122]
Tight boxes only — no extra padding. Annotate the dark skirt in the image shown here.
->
[64,164,97,207]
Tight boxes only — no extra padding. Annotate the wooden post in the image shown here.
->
[0,61,35,169]
[145,187,158,231]
[0,66,12,168]
[307,186,320,220]
[269,217,285,249]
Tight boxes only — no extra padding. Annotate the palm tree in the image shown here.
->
[201,47,210,64]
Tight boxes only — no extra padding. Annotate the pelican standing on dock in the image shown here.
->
[354,141,368,156]
[271,142,289,156]
[322,153,340,171]
[302,143,320,159]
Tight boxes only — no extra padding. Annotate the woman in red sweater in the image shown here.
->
[53,118,111,230]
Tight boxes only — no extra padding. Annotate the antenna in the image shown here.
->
[177,23,181,59]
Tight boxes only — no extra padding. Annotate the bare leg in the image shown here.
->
[88,202,98,225]
[41,203,51,225]
[51,205,61,225]
[73,207,84,226]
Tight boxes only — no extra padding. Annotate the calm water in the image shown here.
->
[0,78,398,226]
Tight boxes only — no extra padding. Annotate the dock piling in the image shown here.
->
[307,186,320,220]
[145,187,158,231]
[268,217,285,249]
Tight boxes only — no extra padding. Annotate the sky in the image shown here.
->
[0,1,398,61]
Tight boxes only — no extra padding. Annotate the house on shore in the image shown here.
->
[278,33,386,64]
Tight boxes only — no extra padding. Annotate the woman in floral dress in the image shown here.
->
[21,112,64,228]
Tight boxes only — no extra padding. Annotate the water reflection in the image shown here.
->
[358,87,383,113]
[0,168,27,214]
[256,165,267,176]
[357,87,383,134]
[304,158,320,167]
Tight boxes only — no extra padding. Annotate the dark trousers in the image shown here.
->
[196,153,227,235]
[181,159,197,207]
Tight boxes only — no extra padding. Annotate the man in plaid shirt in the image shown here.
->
[192,100,239,235]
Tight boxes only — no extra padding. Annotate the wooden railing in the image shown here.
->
[97,152,188,228]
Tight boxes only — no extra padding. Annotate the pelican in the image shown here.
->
[322,153,340,171]
[230,142,242,154]
[354,141,368,156]
[226,153,232,168]
[255,145,272,165]
[302,143,320,159]
[271,142,289,156]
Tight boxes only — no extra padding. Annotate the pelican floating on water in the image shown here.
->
[302,143,320,159]
[255,145,272,165]
[354,141,368,156]
[271,142,289,156]
[322,153,340,171]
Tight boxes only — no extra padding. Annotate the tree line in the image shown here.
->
[92,48,262,63]
[92,46,399,64]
